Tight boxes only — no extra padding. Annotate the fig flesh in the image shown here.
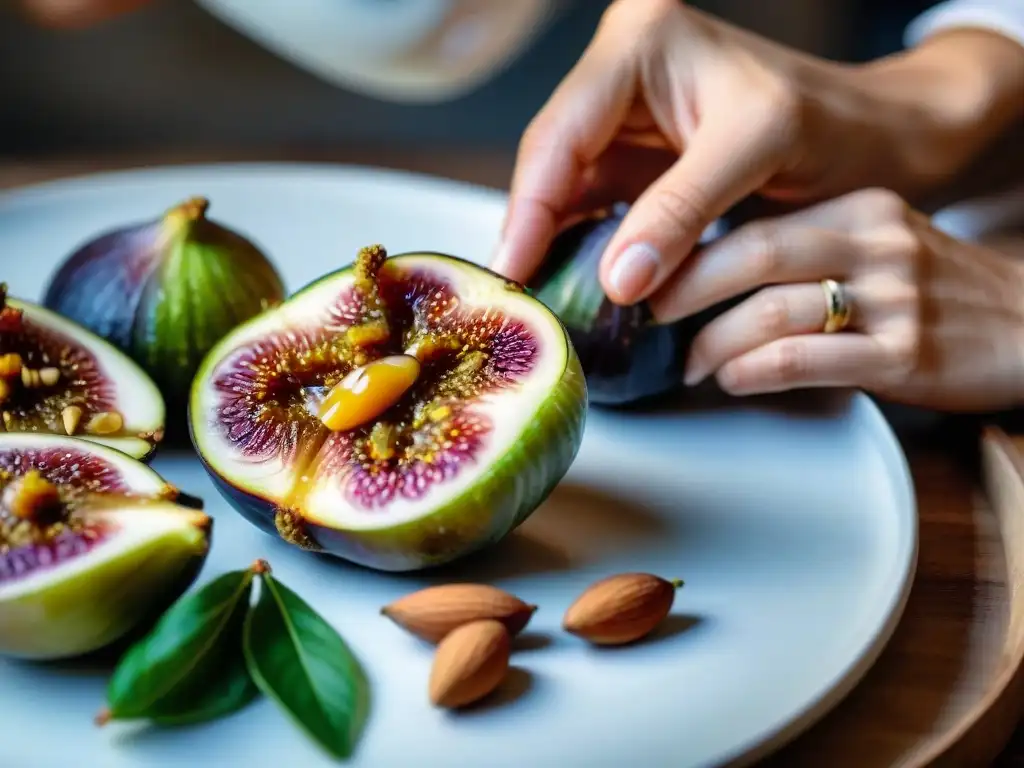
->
[190,245,587,572]
[0,433,210,660]
[0,284,165,460]
[43,197,286,434]
[529,204,751,406]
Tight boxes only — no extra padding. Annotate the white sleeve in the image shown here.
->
[903,1,1024,240]
[905,0,1024,49]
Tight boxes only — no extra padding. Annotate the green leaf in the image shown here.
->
[99,563,262,726]
[243,568,370,760]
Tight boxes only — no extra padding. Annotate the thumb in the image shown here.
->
[490,21,640,284]
[597,98,794,305]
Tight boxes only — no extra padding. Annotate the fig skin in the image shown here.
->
[0,513,211,661]
[0,434,212,660]
[190,250,588,573]
[42,197,286,439]
[529,204,754,407]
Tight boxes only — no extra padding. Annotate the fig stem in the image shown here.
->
[164,197,210,230]
[670,578,685,589]
[251,559,271,575]
[180,197,209,220]
[94,708,111,727]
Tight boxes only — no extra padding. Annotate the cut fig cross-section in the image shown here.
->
[0,433,210,660]
[191,245,587,572]
[0,284,166,461]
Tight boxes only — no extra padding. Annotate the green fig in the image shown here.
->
[42,197,286,438]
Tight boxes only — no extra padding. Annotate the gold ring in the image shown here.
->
[821,278,852,333]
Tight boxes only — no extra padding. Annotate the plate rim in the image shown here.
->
[720,390,919,767]
[0,161,510,210]
[0,161,919,767]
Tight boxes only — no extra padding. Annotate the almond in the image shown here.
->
[563,572,683,646]
[429,619,511,709]
[381,583,537,643]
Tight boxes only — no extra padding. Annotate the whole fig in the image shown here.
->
[529,203,753,407]
[43,197,285,436]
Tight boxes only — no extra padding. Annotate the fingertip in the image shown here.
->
[596,111,782,304]
[595,182,709,307]
[600,241,661,306]
[489,197,559,284]
[488,240,516,280]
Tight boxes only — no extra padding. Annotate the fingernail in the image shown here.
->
[608,242,659,302]
[684,357,708,386]
[490,240,511,276]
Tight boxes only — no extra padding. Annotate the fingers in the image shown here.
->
[658,187,926,398]
[650,223,857,323]
[715,333,890,395]
[490,24,640,284]
[597,90,797,305]
[683,283,834,385]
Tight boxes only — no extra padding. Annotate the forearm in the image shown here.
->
[849,27,1024,209]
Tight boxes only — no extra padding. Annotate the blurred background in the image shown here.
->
[0,0,941,170]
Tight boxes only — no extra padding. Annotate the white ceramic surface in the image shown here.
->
[0,164,918,768]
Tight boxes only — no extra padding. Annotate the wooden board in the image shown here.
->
[3,154,1024,767]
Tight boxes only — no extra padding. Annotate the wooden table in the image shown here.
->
[3,150,1023,767]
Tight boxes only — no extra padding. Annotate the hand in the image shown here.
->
[650,188,1024,412]
[16,0,152,28]
[492,0,1024,306]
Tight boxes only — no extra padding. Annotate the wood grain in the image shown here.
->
[2,151,1024,767]
[760,429,1024,767]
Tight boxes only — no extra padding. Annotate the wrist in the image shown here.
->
[845,29,1024,206]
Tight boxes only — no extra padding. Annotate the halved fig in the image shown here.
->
[0,284,165,460]
[0,433,210,660]
[190,245,586,572]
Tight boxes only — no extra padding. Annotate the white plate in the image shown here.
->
[0,163,917,768]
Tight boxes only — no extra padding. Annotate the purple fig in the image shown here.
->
[43,197,285,436]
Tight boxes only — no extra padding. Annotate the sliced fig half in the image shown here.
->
[0,285,165,460]
[0,433,210,660]
[191,245,586,572]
